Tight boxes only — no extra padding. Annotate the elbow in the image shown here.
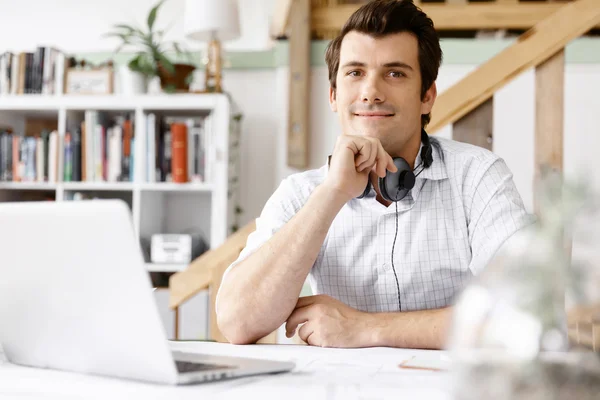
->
[216,307,262,345]
[214,267,281,344]
[215,289,261,345]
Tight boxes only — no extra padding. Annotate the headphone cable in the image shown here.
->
[391,188,402,312]
[389,147,431,312]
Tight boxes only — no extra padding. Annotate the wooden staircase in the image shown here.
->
[169,0,600,349]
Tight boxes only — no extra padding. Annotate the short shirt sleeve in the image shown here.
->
[466,158,536,275]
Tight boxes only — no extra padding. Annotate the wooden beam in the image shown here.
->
[427,0,600,133]
[452,98,494,151]
[568,303,600,326]
[534,49,567,266]
[534,49,565,187]
[312,3,600,32]
[169,220,256,342]
[169,261,212,309]
[169,220,256,309]
[288,0,311,169]
[270,0,293,38]
[567,303,600,351]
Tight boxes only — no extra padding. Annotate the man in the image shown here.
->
[216,0,533,349]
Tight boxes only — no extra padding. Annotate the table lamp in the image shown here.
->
[184,0,241,93]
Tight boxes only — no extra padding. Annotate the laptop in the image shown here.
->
[0,199,294,385]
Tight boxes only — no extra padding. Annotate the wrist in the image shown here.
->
[359,312,392,347]
[313,183,350,210]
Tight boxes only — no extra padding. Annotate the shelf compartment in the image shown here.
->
[139,191,212,264]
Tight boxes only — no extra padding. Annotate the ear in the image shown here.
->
[329,86,338,112]
[420,82,437,116]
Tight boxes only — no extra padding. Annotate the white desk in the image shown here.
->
[0,342,452,399]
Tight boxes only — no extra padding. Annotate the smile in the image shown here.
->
[354,113,394,118]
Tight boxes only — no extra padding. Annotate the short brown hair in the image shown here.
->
[325,0,442,127]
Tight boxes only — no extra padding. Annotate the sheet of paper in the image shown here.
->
[399,353,451,371]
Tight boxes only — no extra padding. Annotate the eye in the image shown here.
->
[388,71,405,78]
[346,70,362,77]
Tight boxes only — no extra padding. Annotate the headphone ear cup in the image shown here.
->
[401,170,416,191]
[379,157,412,202]
[378,175,392,202]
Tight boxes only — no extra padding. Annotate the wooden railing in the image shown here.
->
[307,0,599,40]
[169,221,257,343]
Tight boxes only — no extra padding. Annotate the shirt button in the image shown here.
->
[382,263,391,271]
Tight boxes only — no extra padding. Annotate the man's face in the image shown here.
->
[329,31,436,156]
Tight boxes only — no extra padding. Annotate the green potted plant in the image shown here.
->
[105,0,196,93]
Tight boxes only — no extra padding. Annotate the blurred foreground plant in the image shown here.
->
[448,168,600,400]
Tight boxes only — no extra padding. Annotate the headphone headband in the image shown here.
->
[420,129,433,169]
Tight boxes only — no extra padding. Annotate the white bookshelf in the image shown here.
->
[0,93,232,274]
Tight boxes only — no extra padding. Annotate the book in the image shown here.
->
[170,122,188,183]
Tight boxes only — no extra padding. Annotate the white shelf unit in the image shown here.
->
[0,94,231,271]
[0,94,232,340]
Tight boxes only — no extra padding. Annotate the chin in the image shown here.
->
[353,124,393,139]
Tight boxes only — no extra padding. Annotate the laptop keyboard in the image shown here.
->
[175,360,235,373]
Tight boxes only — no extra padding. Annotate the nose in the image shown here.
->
[360,75,385,104]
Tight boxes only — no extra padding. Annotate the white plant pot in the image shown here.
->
[114,66,147,95]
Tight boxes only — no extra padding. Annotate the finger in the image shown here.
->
[374,141,389,178]
[354,140,372,171]
[295,294,323,309]
[298,321,315,345]
[386,151,397,173]
[285,305,313,338]
[357,140,378,172]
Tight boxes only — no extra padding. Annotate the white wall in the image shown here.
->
[0,0,276,53]
[222,69,280,224]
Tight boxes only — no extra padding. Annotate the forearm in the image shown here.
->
[217,184,348,344]
[367,307,452,349]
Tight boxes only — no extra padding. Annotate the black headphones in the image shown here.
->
[357,129,433,202]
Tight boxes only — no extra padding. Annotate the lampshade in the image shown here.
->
[184,0,241,42]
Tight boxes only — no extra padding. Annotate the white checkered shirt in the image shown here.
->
[222,137,535,312]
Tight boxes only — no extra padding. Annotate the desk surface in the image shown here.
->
[0,342,452,399]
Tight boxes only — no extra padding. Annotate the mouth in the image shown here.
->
[354,113,394,119]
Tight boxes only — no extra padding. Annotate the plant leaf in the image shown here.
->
[164,84,177,93]
[128,53,156,77]
[102,30,126,39]
[148,0,165,31]
[173,42,183,55]
[156,52,175,75]
[185,71,194,85]
[128,55,142,71]
[113,24,135,32]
